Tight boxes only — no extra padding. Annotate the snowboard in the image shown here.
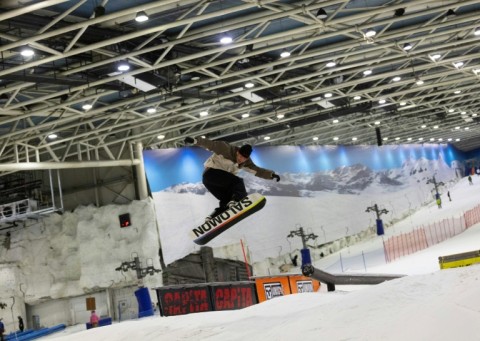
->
[191,193,266,245]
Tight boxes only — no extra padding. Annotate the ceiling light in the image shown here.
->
[473,113,477,117]
[191,76,200,81]
[353,95,361,100]
[280,50,291,58]
[430,138,435,141]
[407,137,412,141]
[465,127,470,130]
[147,108,156,114]
[438,138,443,141]
[363,69,372,76]
[324,93,333,98]
[82,104,92,110]
[475,28,480,36]
[455,138,460,141]
[383,137,388,141]
[220,36,233,44]
[264,136,271,140]
[403,43,412,51]
[117,61,130,72]
[352,137,357,141]
[455,126,460,130]
[430,53,441,60]
[245,82,255,88]
[418,137,423,141]
[433,125,439,129]
[447,138,452,141]
[453,61,464,68]
[199,111,209,116]
[378,99,386,104]
[395,137,400,140]
[326,61,336,67]
[454,90,461,94]
[157,135,165,140]
[365,29,376,38]
[399,101,407,106]
[316,8,327,19]
[333,137,339,141]
[332,119,339,123]
[448,109,454,113]
[20,47,34,57]
[415,78,424,85]
[392,76,401,82]
[276,113,284,119]
[421,124,426,128]
[394,8,405,16]
[460,111,466,115]
[374,121,381,125]
[313,137,319,141]
[48,133,58,139]
[242,113,250,118]
[135,11,149,22]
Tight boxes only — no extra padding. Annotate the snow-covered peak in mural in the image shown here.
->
[162,157,457,197]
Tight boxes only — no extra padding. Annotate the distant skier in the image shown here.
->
[447,191,451,202]
[184,136,280,221]
[18,316,24,332]
[468,175,473,185]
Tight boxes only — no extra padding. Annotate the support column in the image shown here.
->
[135,142,149,200]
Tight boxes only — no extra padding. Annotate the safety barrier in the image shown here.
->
[438,250,480,269]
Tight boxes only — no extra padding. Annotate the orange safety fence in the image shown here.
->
[384,203,480,262]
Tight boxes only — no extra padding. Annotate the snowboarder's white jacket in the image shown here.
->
[194,137,274,179]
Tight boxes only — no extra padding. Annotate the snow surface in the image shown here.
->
[41,176,480,340]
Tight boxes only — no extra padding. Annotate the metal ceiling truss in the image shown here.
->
[0,0,480,173]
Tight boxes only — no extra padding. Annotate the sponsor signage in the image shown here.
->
[263,282,284,300]
[212,284,257,310]
[158,287,212,316]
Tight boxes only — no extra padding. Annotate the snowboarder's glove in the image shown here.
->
[184,137,196,144]
[272,173,280,182]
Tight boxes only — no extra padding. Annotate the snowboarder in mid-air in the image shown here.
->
[184,136,280,221]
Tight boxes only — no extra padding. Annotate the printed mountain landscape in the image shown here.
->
[163,156,459,197]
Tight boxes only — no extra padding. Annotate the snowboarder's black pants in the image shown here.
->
[202,168,247,210]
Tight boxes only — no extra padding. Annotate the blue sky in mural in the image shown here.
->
[144,144,462,191]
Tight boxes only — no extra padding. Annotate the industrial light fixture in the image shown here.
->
[220,36,233,44]
[399,101,407,106]
[374,121,381,125]
[353,95,361,100]
[157,135,165,140]
[430,138,435,141]
[199,110,209,116]
[392,76,401,82]
[363,69,372,76]
[147,108,156,114]
[454,90,461,94]
[324,93,333,98]
[135,11,149,22]
[438,138,443,141]
[403,43,412,51]
[333,137,339,141]
[48,133,58,139]
[378,99,386,104]
[20,47,34,57]
[395,137,400,141]
[117,61,130,72]
[242,113,250,118]
[415,77,424,85]
[475,28,480,36]
[245,82,255,88]
[453,61,464,68]
[280,50,291,58]
[352,137,358,141]
[433,125,439,129]
[460,111,466,115]
[455,138,460,141]
[276,113,284,119]
[316,8,327,19]
[365,29,376,38]
[418,137,423,141]
[332,119,339,123]
[264,136,271,140]
[326,61,336,67]
[407,137,412,141]
[448,109,455,113]
[82,103,93,110]
[429,53,441,61]
[313,137,319,141]
[421,124,426,128]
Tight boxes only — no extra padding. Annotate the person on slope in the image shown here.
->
[184,136,280,221]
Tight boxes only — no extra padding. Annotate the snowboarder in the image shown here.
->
[184,136,280,221]
[0,318,5,341]
[447,191,451,201]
